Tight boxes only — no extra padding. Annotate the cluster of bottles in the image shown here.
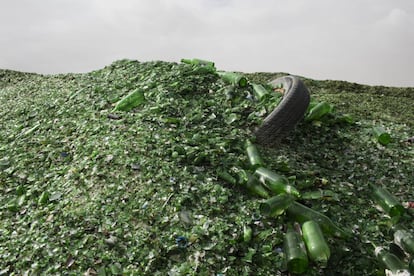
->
[284,220,331,274]
[218,138,413,274]
[218,139,353,274]
[370,184,413,275]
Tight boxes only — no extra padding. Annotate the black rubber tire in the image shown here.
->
[255,75,310,146]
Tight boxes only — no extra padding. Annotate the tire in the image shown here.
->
[255,75,310,146]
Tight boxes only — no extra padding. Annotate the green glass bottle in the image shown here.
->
[372,126,391,145]
[112,88,145,112]
[243,224,253,243]
[370,184,405,218]
[246,174,270,199]
[252,83,269,101]
[284,224,309,274]
[374,244,408,274]
[255,167,300,198]
[286,201,351,239]
[231,167,269,198]
[217,71,248,88]
[181,58,215,68]
[260,194,294,217]
[392,225,414,255]
[246,140,264,169]
[302,220,330,266]
[305,102,332,122]
[217,169,237,185]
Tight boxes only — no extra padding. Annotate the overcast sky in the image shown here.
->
[1,0,413,87]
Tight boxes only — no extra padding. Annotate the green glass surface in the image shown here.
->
[371,184,405,217]
[302,220,330,266]
[284,226,309,274]
[372,126,391,145]
[260,194,294,217]
[286,201,350,239]
[375,246,407,273]
[255,167,300,198]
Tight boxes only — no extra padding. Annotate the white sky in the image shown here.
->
[1,0,413,87]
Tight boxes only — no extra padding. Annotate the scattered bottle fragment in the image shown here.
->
[302,220,331,266]
[370,184,405,218]
[335,113,354,124]
[38,191,50,205]
[112,88,145,112]
[243,224,253,243]
[284,224,309,274]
